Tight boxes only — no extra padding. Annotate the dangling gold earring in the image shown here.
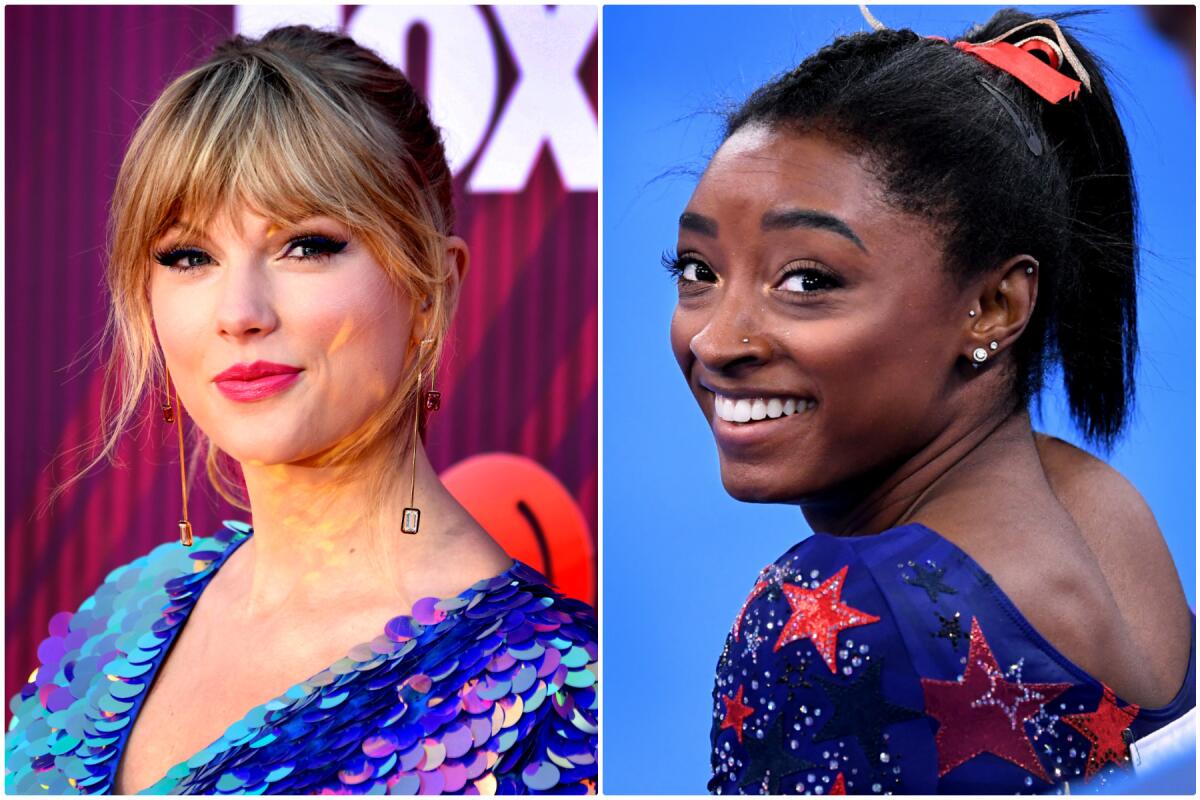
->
[401,337,439,534]
[163,370,193,547]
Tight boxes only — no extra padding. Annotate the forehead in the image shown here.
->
[161,205,270,238]
[686,125,890,228]
[156,200,337,245]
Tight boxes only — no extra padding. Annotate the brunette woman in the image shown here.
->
[667,9,1193,794]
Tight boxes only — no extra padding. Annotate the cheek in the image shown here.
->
[781,314,887,379]
[149,280,207,366]
[786,300,953,429]
[314,278,411,383]
[669,305,698,375]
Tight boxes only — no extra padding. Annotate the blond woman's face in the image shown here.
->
[149,205,416,468]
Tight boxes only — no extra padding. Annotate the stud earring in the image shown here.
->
[402,337,438,534]
[163,370,193,547]
[989,341,999,351]
[972,347,989,364]
[741,338,750,344]
[968,310,977,318]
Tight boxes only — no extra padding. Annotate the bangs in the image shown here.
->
[136,53,396,253]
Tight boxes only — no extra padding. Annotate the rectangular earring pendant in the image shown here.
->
[179,520,194,547]
[401,507,421,534]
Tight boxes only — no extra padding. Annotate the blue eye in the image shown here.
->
[153,233,349,273]
[283,235,348,261]
[153,248,212,272]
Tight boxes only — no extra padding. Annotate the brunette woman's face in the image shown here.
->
[670,126,971,503]
[149,206,416,468]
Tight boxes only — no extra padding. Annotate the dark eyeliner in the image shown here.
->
[153,244,209,271]
[285,232,349,258]
[152,232,349,272]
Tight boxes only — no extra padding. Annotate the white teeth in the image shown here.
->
[713,393,814,423]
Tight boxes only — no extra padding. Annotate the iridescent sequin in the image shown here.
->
[6,521,597,794]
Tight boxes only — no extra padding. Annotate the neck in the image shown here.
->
[230,440,502,617]
[800,410,1034,536]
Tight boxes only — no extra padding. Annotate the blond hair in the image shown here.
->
[53,25,457,520]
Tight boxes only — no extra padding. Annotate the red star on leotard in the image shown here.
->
[921,617,1071,780]
[1062,685,1139,781]
[732,579,770,640]
[773,565,879,672]
[719,684,755,744]
[830,773,847,794]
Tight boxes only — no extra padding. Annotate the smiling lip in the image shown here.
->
[701,388,818,451]
[213,361,303,402]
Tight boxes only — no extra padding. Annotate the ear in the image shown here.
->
[413,235,470,340]
[442,235,469,315]
[965,255,1039,362]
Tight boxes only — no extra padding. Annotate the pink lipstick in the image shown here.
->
[213,361,303,402]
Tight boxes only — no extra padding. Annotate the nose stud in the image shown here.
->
[741,338,750,344]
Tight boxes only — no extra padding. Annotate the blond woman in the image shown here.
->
[5,25,597,795]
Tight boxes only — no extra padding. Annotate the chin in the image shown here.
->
[205,428,319,469]
[202,407,347,466]
[716,461,809,505]
[213,444,297,469]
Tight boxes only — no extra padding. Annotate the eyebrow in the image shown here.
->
[158,216,334,244]
[761,208,867,252]
[678,212,718,237]
[156,222,208,244]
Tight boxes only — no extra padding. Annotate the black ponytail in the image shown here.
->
[727,9,1137,447]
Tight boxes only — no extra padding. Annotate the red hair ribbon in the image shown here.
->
[924,17,1091,105]
[953,40,1081,103]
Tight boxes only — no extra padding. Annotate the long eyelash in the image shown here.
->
[780,265,841,293]
[287,233,348,259]
[661,249,684,278]
[152,232,349,272]
[153,244,207,271]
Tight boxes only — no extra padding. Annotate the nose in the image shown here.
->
[214,260,279,339]
[689,290,772,372]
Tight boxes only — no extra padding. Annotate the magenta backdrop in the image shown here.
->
[5,6,597,709]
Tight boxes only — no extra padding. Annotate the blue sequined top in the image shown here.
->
[710,523,1195,794]
[6,521,598,795]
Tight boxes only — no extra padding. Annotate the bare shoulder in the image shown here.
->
[1033,433,1162,541]
[1034,432,1191,706]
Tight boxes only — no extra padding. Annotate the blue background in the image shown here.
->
[602,5,1195,794]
